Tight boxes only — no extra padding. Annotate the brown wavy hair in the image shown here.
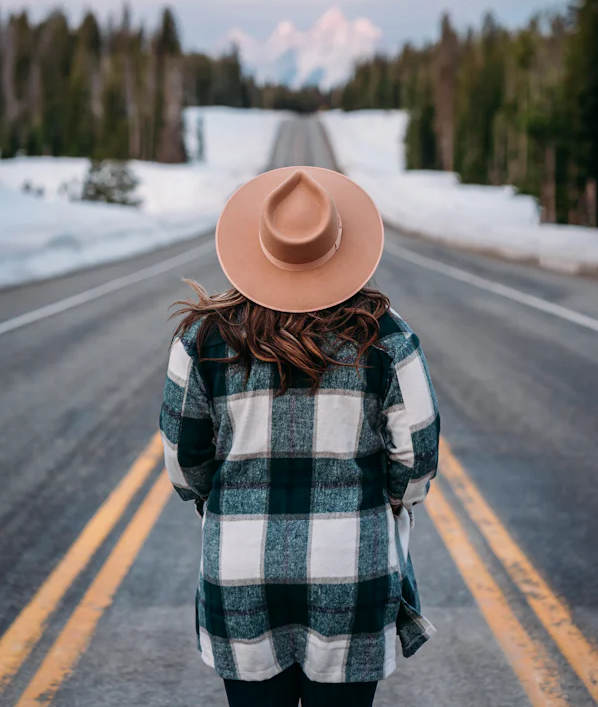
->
[171,282,390,396]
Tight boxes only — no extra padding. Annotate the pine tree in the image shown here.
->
[434,14,458,171]
[98,66,130,159]
[567,0,598,224]
[80,159,142,206]
[153,8,186,163]
[38,11,73,156]
[67,12,102,156]
[0,16,18,156]
[184,53,213,105]
[211,47,249,108]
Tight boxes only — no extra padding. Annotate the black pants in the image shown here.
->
[224,663,378,707]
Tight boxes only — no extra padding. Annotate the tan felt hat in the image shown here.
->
[215,166,384,313]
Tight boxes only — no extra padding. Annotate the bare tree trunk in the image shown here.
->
[434,15,458,172]
[517,88,529,183]
[98,43,112,153]
[27,59,42,129]
[586,179,597,228]
[506,122,518,184]
[144,53,158,161]
[540,145,556,223]
[1,22,19,127]
[519,129,528,183]
[156,55,186,163]
[123,53,141,159]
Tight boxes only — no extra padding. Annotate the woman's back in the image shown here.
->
[160,307,439,683]
[161,165,440,700]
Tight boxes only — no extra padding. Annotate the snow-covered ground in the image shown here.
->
[0,107,284,287]
[321,110,598,273]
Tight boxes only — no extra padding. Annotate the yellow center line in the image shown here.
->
[426,482,569,707]
[15,471,172,707]
[0,431,164,692]
[439,438,598,701]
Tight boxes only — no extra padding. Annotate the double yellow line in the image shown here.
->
[429,439,598,706]
[0,432,172,706]
[1,433,597,706]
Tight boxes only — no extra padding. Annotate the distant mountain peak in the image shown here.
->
[221,7,382,90]
[273,20,296,38]
[315,7,346,31]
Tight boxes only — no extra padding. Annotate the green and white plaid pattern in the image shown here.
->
[160,310,440,683]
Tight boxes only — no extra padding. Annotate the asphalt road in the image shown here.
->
[1,116,597,707]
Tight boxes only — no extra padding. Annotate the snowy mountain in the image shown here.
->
[221,8,382,90]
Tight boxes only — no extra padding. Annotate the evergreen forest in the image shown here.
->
[1,1,597,225]
[339,2,598,225]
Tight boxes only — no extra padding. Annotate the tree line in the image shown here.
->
[340,0,598,226]
[0,5,333,164]
[2,2,597,226]
[0,7,253,163]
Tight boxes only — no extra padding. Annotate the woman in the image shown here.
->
[160,168,440,707]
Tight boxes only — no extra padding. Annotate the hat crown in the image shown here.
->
[259,170,341,268]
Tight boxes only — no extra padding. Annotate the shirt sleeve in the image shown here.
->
[159,336,217,504]
[381,333,440,512]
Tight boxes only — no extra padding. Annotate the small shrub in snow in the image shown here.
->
[80,160,142,207]
[21,180,45,198]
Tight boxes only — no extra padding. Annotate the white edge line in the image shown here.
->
[384,241,598,334]
[4,237,596,338]
[0,241,216,337]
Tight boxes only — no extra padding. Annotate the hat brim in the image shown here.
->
[215,166,384,313]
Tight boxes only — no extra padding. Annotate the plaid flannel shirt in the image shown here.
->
[160,310,440,683]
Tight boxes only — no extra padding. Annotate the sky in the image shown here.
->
[2,0,566,52]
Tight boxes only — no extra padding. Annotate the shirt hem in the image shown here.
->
[199,647,398,684]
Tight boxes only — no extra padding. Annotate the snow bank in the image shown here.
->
[0,107,285,287]
[321,110,598,273]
